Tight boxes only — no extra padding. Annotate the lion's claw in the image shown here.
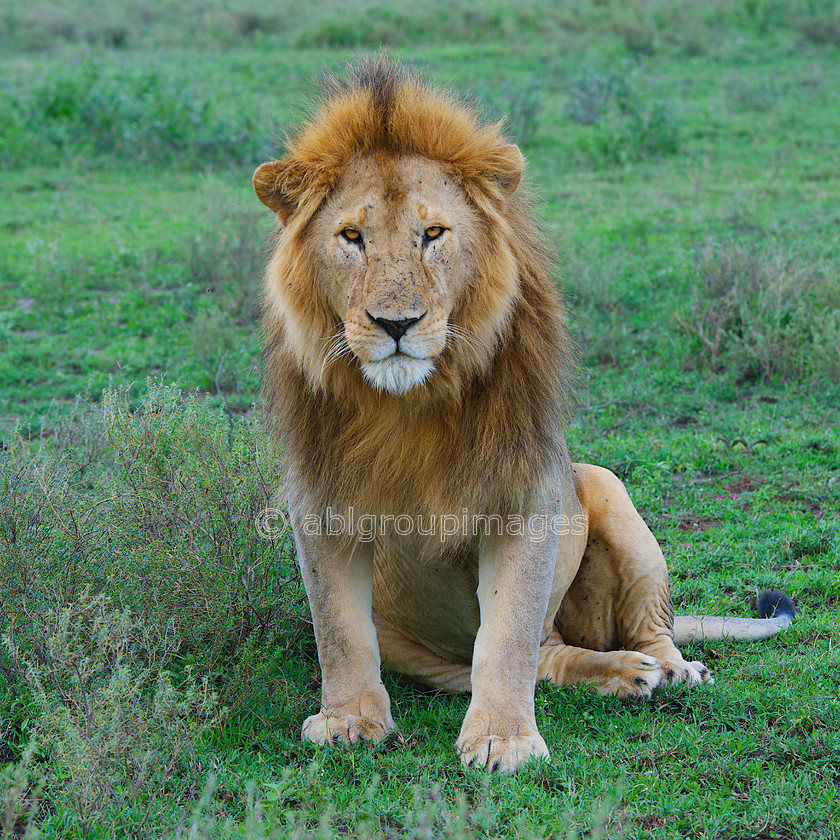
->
[456,709,549,772]
[302,689,396,746]
[457,733,549,773]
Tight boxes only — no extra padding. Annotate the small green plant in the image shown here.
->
[615,20,656,55]
[472,76,544,147]
[568,68,679,164]
[3,591,220,836]
[0,385,306,832]
[587,101,679,164]
[185,205,267,328]
[726,77,780,113]
[796,15,840,46]
[565,68,629,127]
[2,59,265,168]
[0,385,296,708]
[230,11,283,38]
[1,739,41,838]
[678,240,840,382]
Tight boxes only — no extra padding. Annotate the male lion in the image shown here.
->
[253,59,794,772]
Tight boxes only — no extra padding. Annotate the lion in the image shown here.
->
[252,58,794,772]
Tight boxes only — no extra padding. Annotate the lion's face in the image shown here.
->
[254,67,529,403]
[309,155,480,395]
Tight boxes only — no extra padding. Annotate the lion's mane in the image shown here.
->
[260,58,576,522]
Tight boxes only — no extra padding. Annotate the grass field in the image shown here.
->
[1,1,839,837]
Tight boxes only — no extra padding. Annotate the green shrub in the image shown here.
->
[185,205,267,328]
[586,101,679,164]
[0,384,297,709]
[567,67,679,164]
[796,15,840,45]
[0,384,317,833]
[3,592,219,836]
[0,98,39,169]
[565,68,629,127]
[183,203,268,401]
[678,241,840,382]
[471,76,544,147]
[726,77,780,113]
[98,386,296,677]
[1,739,41,839]
[614,19,656,55]
[4,60,265,168]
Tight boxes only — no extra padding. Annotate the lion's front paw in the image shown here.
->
[659,658,714,687]
[302,711,395,744]
[596,651,663,700]
[302,690,396,745]
[456,710,549,772]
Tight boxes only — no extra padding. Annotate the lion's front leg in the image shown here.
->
[456,501,559,772]
[292,511,396,745]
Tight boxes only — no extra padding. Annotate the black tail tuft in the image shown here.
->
[757,589,796,620]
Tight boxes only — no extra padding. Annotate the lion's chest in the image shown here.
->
[372,532,481,662]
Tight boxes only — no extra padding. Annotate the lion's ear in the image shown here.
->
[493,144,524,197]
[253,160,297,223]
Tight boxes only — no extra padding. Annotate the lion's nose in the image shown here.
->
[366,311,427,343]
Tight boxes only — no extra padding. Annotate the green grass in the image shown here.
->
[1,1,839,837]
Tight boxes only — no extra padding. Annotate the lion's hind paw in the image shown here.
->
[596,652,663,701]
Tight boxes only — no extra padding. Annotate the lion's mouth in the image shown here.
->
[394,344,429,360]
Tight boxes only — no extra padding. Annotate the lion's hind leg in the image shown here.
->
[373,611,472,693]
[538,629,664,700]
[557,464,712,690]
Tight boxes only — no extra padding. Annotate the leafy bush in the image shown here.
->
[2,60,265,168]
[796,15,840,45]
[565,68,629,127]
[98,386,296,675]
[183,203,269,400]
[1,739,41,838]
[0,385,297,705]
[726,77,780,113]
[567,67,679,164]
[471,76,544,147]
[678,241,840,382]
[586,101,678,164]
[3,592,219,836]
[614,19,656,55]
[0,383,306,833]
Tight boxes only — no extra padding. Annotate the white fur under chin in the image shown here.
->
[361,355,435,394]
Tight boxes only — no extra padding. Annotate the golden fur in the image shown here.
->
[253,58,790,772]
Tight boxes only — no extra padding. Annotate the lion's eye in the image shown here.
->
[341,228,363,244]
[424,226,445,241]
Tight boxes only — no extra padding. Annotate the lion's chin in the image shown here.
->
[361,355,435,395]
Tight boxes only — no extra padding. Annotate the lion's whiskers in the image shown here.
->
[446,323,489,366]
[321,342,351,372]
[320,326,352,378]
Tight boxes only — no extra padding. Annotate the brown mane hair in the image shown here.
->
[259,57,576,521]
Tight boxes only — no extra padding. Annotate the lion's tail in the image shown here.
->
[673,590,795,644]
